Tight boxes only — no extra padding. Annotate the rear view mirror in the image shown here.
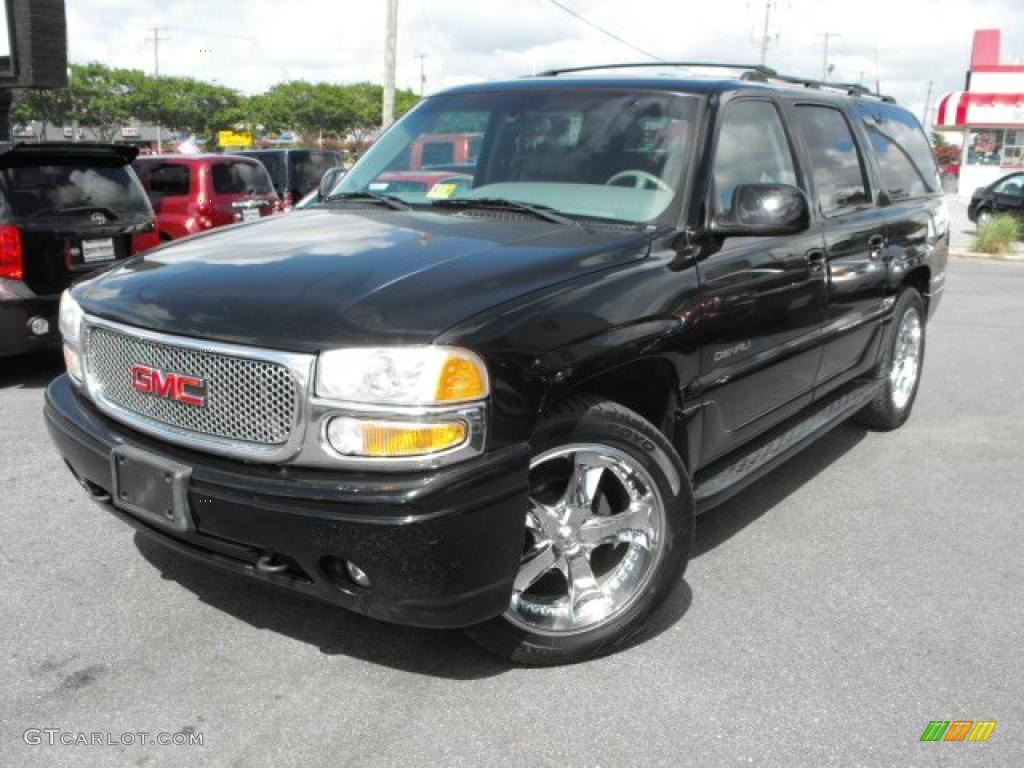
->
[317,167,345,201]
[711,184,809,236]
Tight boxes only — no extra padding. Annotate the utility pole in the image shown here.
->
[382,0,398,130]
[145,25,170,152]
[751,0,779,67]
[817,32,841,81]
[921,80,934,127]
[417,53,428,97]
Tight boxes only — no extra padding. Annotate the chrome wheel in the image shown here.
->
[890,308,922,410]
[506,443,666,636]
[977,210,992,227]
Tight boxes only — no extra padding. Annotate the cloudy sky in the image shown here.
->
[65,0,1024,125]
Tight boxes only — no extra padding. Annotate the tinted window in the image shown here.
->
[793,105,870,215]
[857,103,939,200]
[211,161,272,195]
[993,174,1024,195]
[713,100,797,212]
[148,164,190,196]
[0,162,152,219]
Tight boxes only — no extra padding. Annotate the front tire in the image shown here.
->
[466,396,694,665]
[856,288,926,431]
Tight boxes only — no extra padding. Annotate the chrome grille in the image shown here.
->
[85,325,299,446]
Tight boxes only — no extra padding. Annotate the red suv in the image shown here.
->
[132,155,279,241]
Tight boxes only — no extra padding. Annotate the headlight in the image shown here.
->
[58,289,84,347]
[59,290,85,384]
[316,347,488,405]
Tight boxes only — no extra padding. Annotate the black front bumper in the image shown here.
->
[44,375,530,629]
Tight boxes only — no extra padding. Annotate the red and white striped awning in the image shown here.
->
[936,91,1024,128]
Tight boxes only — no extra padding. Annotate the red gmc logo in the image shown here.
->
[130,364,206,407]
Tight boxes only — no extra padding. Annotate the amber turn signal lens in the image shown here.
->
[326,417,468,458]
[435,356,487,402]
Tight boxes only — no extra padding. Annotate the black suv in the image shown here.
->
[0,142,157,359]
[45,65,948,665]
[237,148,342,209]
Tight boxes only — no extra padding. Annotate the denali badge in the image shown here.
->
[130,364,206,407]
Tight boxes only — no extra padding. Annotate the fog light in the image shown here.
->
[28,316,49,336]
[325,416,467,458]
[346,560,371,588]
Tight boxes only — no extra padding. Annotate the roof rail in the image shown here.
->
[533,61,895,102]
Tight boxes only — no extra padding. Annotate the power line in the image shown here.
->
[544,0,664,62]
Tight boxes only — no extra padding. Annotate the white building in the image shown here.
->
[936,29,1024,201]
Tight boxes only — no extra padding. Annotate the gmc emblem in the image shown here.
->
[130,364,206,407]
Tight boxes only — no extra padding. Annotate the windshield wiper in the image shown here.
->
[325,191,410,210]
[430,197,579,227]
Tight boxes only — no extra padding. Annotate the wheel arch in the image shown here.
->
[540,355,689,469]
[901,264,931,316]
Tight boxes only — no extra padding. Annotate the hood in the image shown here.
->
[77,207,651,352]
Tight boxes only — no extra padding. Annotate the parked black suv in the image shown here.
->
[1,142,157,359]
[45,65,947,665]
[238,149,342,209]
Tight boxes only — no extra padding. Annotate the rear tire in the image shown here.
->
[466,395,694,666]
[856,288,926,431]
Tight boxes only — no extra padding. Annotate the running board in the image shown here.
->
[693,380,881,513]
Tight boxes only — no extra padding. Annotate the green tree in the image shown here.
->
[10,88,72,141]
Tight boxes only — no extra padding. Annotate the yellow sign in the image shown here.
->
[218,131,253,148]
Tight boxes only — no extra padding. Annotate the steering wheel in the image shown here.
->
[605,170,672,192]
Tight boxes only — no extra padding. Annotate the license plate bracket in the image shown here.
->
[82,238,116,263]
[111,445,193,532]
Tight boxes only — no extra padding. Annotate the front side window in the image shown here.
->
[712,100,797,213]
[333,88,699,224]
[993,174,1024,196]
[793,105,870,215]
[857,103,939,200]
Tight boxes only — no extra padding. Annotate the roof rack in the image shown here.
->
[533,61,895,102]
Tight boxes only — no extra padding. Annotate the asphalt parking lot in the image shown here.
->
[1,257,1022,768]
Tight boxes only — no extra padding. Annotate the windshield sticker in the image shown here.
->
[368,182,389,191]
[427,183,458,199]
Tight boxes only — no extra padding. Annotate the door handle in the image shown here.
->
[867,234,885,259]
[806,249,826,277]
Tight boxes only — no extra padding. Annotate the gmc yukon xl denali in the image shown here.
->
[45,64,948,665]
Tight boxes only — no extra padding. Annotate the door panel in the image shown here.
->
[816,206,890,389]
[790,103,887,394]
[697,231,827,463]
[697,97,827,463]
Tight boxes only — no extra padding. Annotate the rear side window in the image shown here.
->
[857,104,940,200]
[148,164,190,197]
[792,105,870,215]
[0,162,152,219]
[712,100,797,212]
[211,162,273,195]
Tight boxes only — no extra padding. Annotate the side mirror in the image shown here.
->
[711,184,810,237]
[317,167,345,200]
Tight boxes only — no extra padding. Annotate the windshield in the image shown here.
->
[0,161,152,221]
[333,88,699,223]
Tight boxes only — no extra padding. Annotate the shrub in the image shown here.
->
[974,214,1021,255]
